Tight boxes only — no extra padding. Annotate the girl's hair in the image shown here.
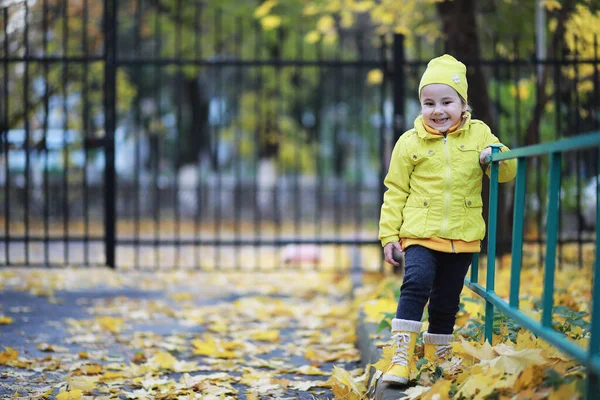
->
[460,96,473,113]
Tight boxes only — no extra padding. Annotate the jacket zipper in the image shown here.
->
[451,239,456,253]
[442,135,451,237]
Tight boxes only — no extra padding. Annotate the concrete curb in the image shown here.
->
[350,248,407,399]
[356,312,407,400]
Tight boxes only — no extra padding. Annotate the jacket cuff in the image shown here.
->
[381,236,400,248]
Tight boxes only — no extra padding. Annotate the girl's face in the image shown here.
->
[420,84,467,133]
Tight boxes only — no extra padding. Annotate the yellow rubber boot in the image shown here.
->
[423,332,453,364]
[382,319,422,385]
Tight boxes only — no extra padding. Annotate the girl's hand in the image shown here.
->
[384,241,403,267]
[479,147,492,164]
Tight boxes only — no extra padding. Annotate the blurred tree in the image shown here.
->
[3,0,599,173]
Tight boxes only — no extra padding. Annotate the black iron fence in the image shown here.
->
[1,0,599,270]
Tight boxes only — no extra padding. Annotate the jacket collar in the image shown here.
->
[414,112,472,139]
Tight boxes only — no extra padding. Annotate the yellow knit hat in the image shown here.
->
[418,54,468,102]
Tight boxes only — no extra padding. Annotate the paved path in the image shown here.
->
[0,268,361,399]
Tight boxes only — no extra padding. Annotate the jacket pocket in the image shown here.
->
[462,195,485,240]
[410,148,435,163]
[456,144,480,161]
[410,149,442,172]
[401,195,431,237]
[456,144,482,178]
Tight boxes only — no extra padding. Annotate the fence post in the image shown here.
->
[384,34,406,274]
[542,152,561,327]
[586,153,600,399]
[484,144,503,343]
[392,34,405,144]
[103,0,117,268]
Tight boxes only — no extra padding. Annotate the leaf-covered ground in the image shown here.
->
[0,268,363,399]
[0,243,594,399]
[348,246,594,400]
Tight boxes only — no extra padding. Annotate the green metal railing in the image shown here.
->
[464,132,600,399]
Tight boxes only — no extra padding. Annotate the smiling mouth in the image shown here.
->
[432,117,449,124]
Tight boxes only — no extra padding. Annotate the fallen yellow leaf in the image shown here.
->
[150,350,177,370]
[170,292,193,302]
[56,389,83,400]
[96,316,124,334]
[82,363,103,375]
[100,371,125,381]
[372,346,394,372]
[296,365,327,375]
[0,347,18,364]
[515,329,538,350]
[514,365,545,391]
[246,391,259,400]
[421,379,453,399]
[456,338,495,361]
[326,365,365,400]
[191,336,240,359]
[486,343,547,374]
[549,380,580,400]
[251,330,280,342]
[455,371,501,400]
[362,298,396,323]
[305,346,360,363]
[67,376,98,391]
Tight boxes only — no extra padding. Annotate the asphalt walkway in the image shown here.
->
[0,267,361,399]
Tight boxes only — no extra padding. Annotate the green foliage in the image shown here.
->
[375,312,395,333]
[552,305,590,338]
[416,357,429,369]
[449,384,459,397]
[433,365,444,381]
[487,75,591,217]
[459,295,591,344]
[455,318,484,343]
[376,318,391,334]
[542,368,582,389]
[455,305,522,342]
[8,0,600,181]
[492,311,522,342]
[560,175,587,212]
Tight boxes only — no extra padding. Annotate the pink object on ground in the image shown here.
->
[280,244,321,264]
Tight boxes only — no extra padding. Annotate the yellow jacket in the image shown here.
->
[379,114,517,250]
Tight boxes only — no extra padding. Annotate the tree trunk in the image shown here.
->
[436,0,507,254]
[184,76,212,169]
[436,0,494,128]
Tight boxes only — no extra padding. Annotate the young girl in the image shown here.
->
[378,54,516,385]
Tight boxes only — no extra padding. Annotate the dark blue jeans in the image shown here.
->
[396,245,472,334]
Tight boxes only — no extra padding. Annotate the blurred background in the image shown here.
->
[1,0,599,271]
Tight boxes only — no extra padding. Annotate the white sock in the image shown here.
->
[391,318,423,333]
